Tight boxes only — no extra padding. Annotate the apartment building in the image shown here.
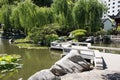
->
[102,0,120,18]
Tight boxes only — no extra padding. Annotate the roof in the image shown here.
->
[102,18,113,24]
[109,11,120,19]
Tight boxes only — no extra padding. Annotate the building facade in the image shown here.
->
[102,0,120,18]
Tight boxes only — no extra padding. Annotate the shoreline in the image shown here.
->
[13,39,48,49]
[13,43,49,49]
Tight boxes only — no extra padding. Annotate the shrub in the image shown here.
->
[70,29,86,41]
[45,34,59,46]
[28,24,59,46]
[96,30,107,35]
[102,35,111,44]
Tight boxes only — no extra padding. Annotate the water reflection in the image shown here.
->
[0,39,60,80]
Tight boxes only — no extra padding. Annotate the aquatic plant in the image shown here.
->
[0,54,22,73]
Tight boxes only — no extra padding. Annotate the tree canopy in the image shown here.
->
[0,0,106,45]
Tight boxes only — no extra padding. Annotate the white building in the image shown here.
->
[102,18,114,31]
[101,0,120,18]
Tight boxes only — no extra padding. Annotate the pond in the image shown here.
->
[0,38,61,80]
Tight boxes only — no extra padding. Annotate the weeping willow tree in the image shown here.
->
[52,0,75,35]
[72,0,106,33]
[72,0,88,29]
[0,5,12,31]
[10,0,37,35]
[88,0,105,33]
[52,0,68,25]
[35,7,54,27]
[0,0,106,39]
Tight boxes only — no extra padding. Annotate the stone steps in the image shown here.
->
[94,50,103,70]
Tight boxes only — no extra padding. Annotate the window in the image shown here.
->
[118,5,120,7]
[113,2,115,5]
[113,6,115,8]
[108,0,110,2]
[108,11,110,13]
[113,10,114,12]
[118,1,120,3]
[108,4,110,6]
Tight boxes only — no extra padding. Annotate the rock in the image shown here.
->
[50,50,90,76]
[28,50,91,80]
[61,70,120,80]
[28,69,60,80]
[103,73,120,80]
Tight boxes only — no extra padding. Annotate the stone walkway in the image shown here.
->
[101,52,120,71]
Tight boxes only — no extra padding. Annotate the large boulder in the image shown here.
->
[50,50,90,76]
[28,50,91,80]
[28,69,60,80]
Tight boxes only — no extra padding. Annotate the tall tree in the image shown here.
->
[0,5,12,31]
[72,0,106,33]
[88,0,105,33]
[52,0,75,35]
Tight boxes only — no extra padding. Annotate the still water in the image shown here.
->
[0,38,61,80]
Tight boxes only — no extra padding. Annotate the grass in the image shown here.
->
[14,39,48,49]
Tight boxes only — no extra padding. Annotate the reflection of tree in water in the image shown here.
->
[102,73,120,80]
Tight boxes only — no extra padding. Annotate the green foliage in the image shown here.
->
[28,24,59,46]
[45,34,59,46]
[72,0,87,28]
[0,0,106,44]
[0,0,21,5]
[96,30,107,35]
[117,26,120,31]
[0,5,12,30]
[52,0,68,15]
[70,29,86,40]
[13,0,37,34]
[0,54,22,73]
[52,0,74,26]
[107,29,113,35]
[72,0,106,32]
[36,7,54,27]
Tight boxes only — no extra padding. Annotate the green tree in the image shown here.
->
[35,7,54,27]
[28,24,59,46]
[52,0,75,35]
[10,0,37,34]
[0,5,12,31]
[88,0,105,33]
[72,0,106,33]
[72,0,88,29]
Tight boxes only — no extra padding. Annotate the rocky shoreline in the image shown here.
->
[28,49,120,80]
